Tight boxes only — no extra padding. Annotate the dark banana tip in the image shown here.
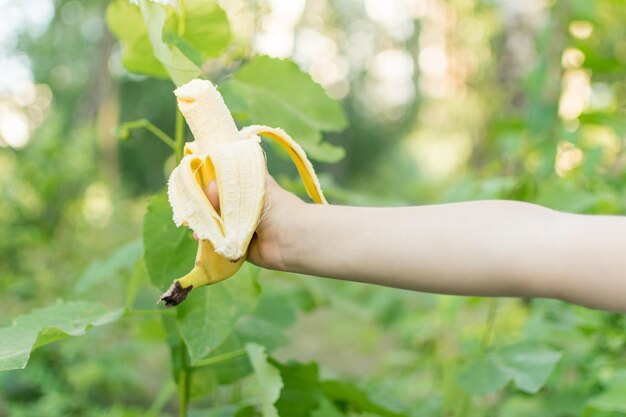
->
[159,281,193,307]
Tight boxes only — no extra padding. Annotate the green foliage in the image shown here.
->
[106,0,168,78]
[0,301,123,371]
[106,0,230,84]
[321,380,405,417]
[176,264,260,364]
[586,384,626,413]
[457,342,562,394]
[221,56,348,162]
[2,0,626,416]
[143,191,197,292]
[273,361,323,417]
[169,0,231,61]
[234,291,298,351]
[245,343,283,417]
[74,240,143,294]
[136,0,201,86]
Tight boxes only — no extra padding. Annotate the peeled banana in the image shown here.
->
[159,79,327,306]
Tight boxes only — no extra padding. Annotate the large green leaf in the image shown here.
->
[73,239,143,294]
[497,343,563,393]
[586,384,626,413]
[189,333,252,398]
[107,0,231,85]
[246,343,283,417]
[321,380,407,417]
[176,263,261,364]
[456,355,511,395]
[187,291,299,397]
[138,0,200,86]
[221,56,348,162]
[163,32,205,67]
[106,0,168,78]
[169,0,231,60]
[0,301,123,371]
[161,314,195,393]
[273,361,323,417]
[457,342,562,395]
[311,399,347,417]
[234,291,298,351]
[143,190,197,292]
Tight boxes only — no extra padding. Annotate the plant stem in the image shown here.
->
[173,0,186,162]
[178,0,186,37]
[121,119,177,150]
[175,109,185,162]
[480,299,498,352]
[147,380,176,417]
[193,349,247,368]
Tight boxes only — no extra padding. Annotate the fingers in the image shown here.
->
[193,180,220,242]
[204,180,220,214]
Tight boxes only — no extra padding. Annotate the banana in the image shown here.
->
[160,240,244,306]
[159,79,327,306]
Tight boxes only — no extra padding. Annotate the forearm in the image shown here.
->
[280,200,626,311]
[551,212,626,311]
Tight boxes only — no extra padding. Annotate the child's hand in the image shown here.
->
[200,177,305,271]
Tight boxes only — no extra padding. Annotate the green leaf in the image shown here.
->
[138,0,201,86]
[321,380,407,417]
[457,342,562,395]
[457,356,512,395]
[176,0,231,60]
[189,334,251,398]
[73,239,143,293]
[188,291,299,396]
[311,398,347,417]
[161,315,188,386]
[234,407,259,417]
[234,292,298,351]
[107,0,230,83]
[176,263,261,364]
[273,361,323,417]
[0,301,123,371]
[221,56,348,163]
[235,317,288,352]
[105,0,168,78]
[246,343,283,417]
[143,190,197,292]
[163,31,205,67]
[497,342,563,394]
[586,384,626,413]
[125,260,150,309]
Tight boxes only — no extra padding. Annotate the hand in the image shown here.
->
[199,177,305,271]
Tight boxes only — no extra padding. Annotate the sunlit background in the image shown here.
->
[2,0,624,181]
[1,0,626,415]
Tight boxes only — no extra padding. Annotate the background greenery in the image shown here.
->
[1,0,625,416]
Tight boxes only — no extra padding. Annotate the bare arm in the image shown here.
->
[279,200,626,311]
[208,180,626,312]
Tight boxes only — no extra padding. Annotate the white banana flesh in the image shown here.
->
[160,79,327,306]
